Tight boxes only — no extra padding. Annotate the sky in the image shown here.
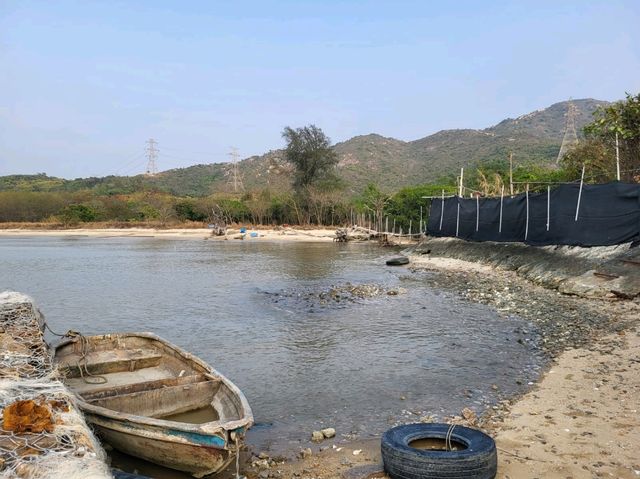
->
[1,1,639,179]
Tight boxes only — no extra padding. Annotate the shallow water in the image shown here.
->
[0,236,542,473]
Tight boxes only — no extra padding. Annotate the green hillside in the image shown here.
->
[0,99,607,196]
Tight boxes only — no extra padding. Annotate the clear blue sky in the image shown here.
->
[1,1,639,178]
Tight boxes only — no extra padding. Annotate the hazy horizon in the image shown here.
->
[1,1,639,179]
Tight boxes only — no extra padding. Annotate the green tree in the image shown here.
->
[58,204,97,225]
[282,125,339,192]
[357,183,390,230]
[174,199,207,222]
[561,139,616,183]
[584,92,640,182]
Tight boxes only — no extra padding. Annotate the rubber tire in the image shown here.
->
[386,256,410,266]
[381,423,497,479]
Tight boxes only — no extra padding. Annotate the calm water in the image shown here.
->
[0,237,542,459]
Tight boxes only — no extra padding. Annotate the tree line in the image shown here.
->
[1,93,638,229]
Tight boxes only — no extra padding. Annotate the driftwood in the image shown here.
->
[208,224,226,236]
[334,226,379,242]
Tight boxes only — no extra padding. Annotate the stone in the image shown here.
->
[311,430,324,442]
[300,448,312,459]
[321,427,336,439]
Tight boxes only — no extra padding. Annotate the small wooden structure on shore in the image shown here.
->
[0,292,111,479]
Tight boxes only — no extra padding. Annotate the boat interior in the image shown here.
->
[54,334,244,425]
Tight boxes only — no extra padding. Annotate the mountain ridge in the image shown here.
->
[0,98,608,196]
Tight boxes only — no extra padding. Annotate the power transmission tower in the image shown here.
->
[227,147,244,192]
[556,100,579,165]
[145,139,159,176]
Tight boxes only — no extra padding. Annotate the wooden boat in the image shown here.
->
[53,332,253,478]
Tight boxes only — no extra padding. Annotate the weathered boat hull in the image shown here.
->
[54,332,253,477]
[89,416,234,477]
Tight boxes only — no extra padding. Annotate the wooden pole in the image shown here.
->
[456,201,460,237]
[509,152,514,196]
[409,220,412,238]
[575,164,585,221]
[393,218,396,235]
[419,205,423,233]
[615,132,621,181]
[459,168,464,196]
[385,216,389,234]
[475,194,479,232]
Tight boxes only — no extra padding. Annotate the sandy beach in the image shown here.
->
[0,227,339,242]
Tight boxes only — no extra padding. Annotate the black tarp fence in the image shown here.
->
[426,182,640,246]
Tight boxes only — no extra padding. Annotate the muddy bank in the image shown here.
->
[412,237,640,299]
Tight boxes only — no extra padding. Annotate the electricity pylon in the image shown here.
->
[227,147,244,192]
[556,100,579,164]
[145,139,159,176]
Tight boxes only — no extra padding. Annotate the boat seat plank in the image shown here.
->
[87,380,222,419]
[81,373,216,401]
[65,366,175,395]
[58,348,162,378]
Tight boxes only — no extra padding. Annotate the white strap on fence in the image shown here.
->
[525,188,529,241]
[439,190,444,230]
[456,200,460,237]
[476,195,479,232]
[575,165,585,221]
[546,185,550,231]
[499,186,504,234]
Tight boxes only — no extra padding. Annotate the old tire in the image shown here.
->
[381,423,497,479]
[386,256,409,266]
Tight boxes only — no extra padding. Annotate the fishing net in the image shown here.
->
[0,292,111,479]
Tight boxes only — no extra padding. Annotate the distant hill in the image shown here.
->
[0,99,608,196]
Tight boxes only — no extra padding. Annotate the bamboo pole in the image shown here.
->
[616,132,621,181]
[459,168,464,196]
[575,165,585,221]
[499,185,504,234]
[525,185,529,241]
[475,194,479,232]
[546,185,550,232]
[509,152,514,196]
[439,190,445,231]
